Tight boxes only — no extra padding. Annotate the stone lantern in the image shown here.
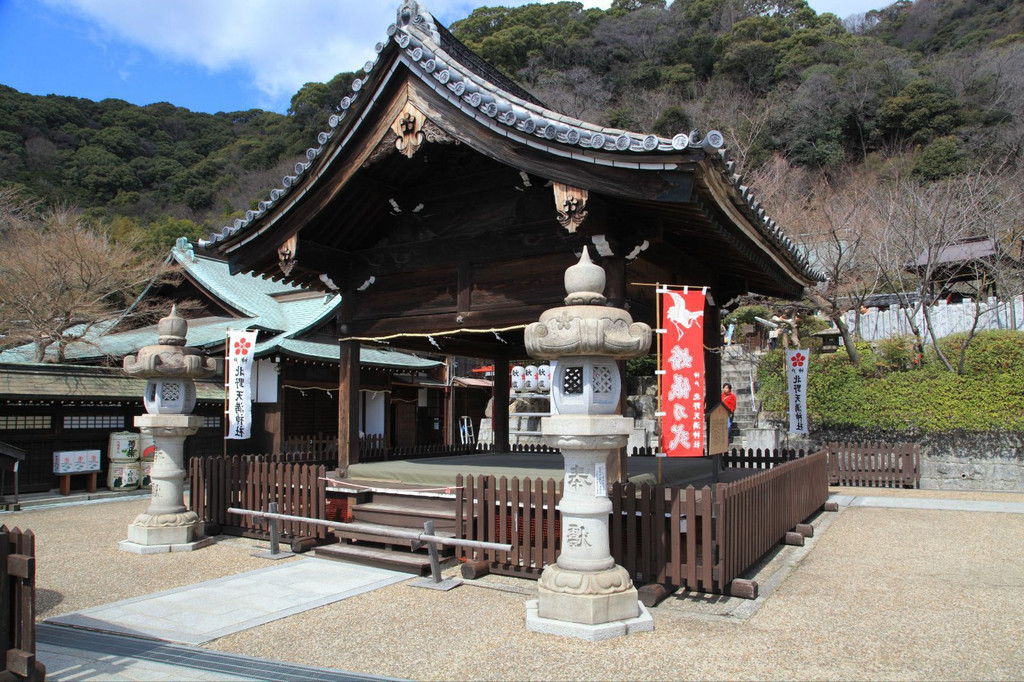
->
[120,306,218,553]
[523,247,654,640]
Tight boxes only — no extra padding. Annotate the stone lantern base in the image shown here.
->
[119,512,214,554]
[118,413,213,554]
[525,599,654,642]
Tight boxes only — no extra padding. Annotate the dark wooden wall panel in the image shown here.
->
[471,252,572,310]
[353,266,458,320]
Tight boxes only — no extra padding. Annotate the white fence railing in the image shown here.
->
[844,295,1024,342]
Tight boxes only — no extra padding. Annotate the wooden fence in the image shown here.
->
[822,441,920,488]
[631,446,806,470]
[281,433,338,463]
[358,438,480,462]
[717,452,829,585]
[0,526,44,681]
[455,452,828,594]
[188,456,328,544]
[722,448,807,469]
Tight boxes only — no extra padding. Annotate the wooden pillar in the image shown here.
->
[606,255,629,483]
[492,356,510,452]
[705,302,722,411]
[338,339,360,470]
[337,292,360,471]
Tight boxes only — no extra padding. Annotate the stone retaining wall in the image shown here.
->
[763,424,1024,492]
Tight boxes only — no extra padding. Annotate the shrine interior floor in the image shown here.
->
[343,451,757,489]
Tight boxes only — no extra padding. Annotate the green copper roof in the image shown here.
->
[0,241,437,371]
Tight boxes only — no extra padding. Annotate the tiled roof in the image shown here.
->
[198,0,821,284]
[0,363,224,402]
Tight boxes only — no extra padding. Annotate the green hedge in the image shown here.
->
[757,330,1024,432]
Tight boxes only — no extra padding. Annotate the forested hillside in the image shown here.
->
[0,71,354,253]
[0,0,1021,313]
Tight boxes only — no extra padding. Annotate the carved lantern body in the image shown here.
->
[551,357,619,415]
[145,377,197,415]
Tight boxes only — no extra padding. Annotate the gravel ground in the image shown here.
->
[7,492,1024,681]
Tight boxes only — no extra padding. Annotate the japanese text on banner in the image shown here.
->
[660,290,706,457]
[785,349,809,434]
[226,330,258,440]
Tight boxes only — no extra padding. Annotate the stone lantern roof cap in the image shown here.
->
[525,249,652,360]
[123,307,219,380]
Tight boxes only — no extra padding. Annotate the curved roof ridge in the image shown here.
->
[199,0,823,284]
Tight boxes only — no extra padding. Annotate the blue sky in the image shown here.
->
[0,0,892,115]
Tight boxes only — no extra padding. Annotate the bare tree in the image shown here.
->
[870,165,1024,373]
[690,83,781,173]
[0,198,169,362]
[531,66,612,120]
[751,156,885,364]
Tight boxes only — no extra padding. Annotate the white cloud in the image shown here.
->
[43,0,613,109]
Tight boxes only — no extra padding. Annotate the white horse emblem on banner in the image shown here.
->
[666,292,704,336]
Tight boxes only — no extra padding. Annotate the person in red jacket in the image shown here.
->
[721,383,737,442]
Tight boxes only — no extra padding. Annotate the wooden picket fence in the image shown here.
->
[722,447,807,469]
[717,452,829,584]
[454,451,829,594]
[188,456,328,543]
[0,526,44,681]
[281,433,338,463]
[358,438,480,462]
[822,441,920,488]
[456,475,564,579]
[631,446,806,470]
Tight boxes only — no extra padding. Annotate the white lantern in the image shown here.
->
[537,364,552,392]
[523,365,539,392]
[510,365,525,393]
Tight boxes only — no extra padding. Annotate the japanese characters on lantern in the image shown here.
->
[660,288,706,457]
[226,330,258,439]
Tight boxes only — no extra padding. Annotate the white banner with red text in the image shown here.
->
[660,288,706,457]
[785,349,809,434]
[226,330,258,440]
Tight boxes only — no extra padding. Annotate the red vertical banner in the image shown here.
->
[660,289,707,457]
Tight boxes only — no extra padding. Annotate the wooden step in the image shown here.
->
[314,542,455,575]
[362,491,455,512]
[352,502,457,532]
[334,521,455,552]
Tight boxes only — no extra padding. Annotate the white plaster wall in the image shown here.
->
[362,390,386,436]
[254,359,278,403]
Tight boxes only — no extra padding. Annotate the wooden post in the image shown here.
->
[729,579,758,600]
[338,290,360,471]
[461,559,491,579]
[338,339,360,471]
[606,256,629,483]
[705,301,722,417]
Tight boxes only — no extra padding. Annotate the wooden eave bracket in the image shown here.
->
[278,234,298,276]
[553,182,589,233]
